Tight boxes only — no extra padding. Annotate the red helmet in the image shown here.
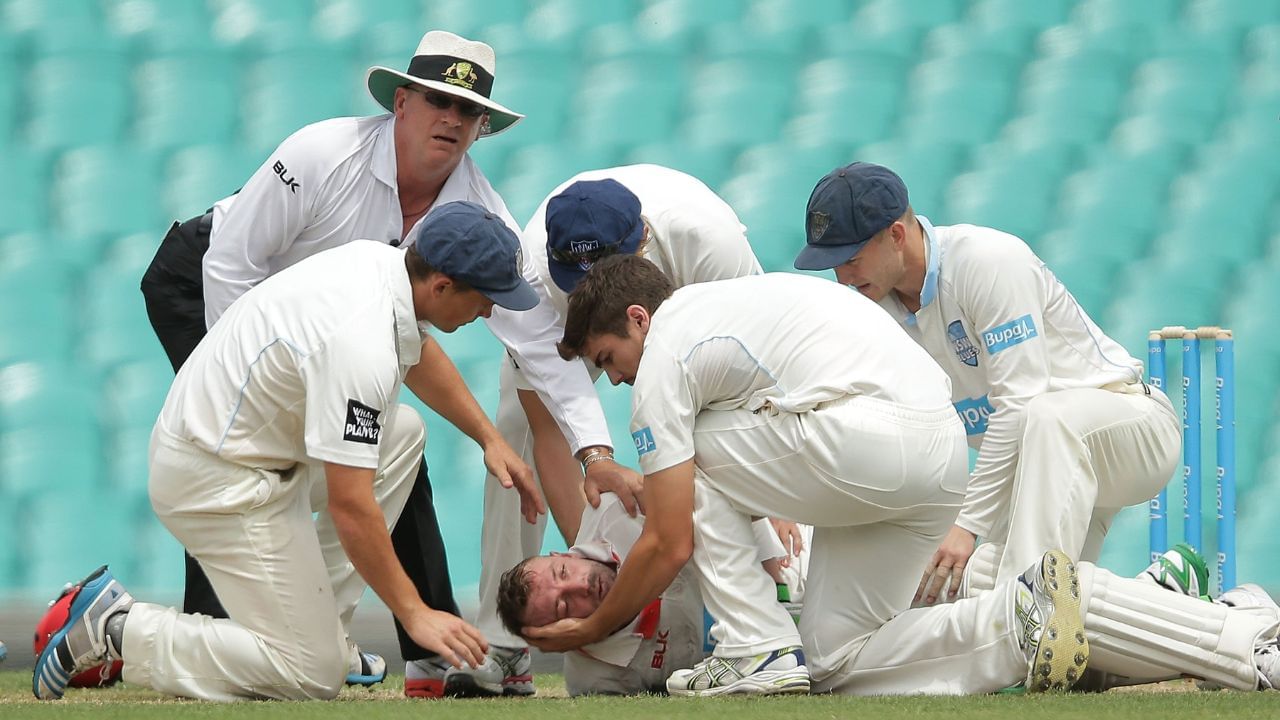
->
[33,584,123,688]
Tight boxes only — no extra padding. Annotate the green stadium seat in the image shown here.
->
[1245,24,1280,63]
[817,24,923,65]
[942,165,1057,242]
[0,246,75,365]
[50,145,164,258]
[581,23,687,66]
[1072,0,1182,32]
[104,0,218,52]
[163,143,263,221]
[242,49,358,154]
[421,0,530,39]
[700,22,808,61]
[0,362,99,431]
[1104,257,1230,357]
[1187,0,1280,35]
[210,0,339,51]
[1016,56,1128,127]
[736,142,851,190]
[1095,504,1149,578]
[743,0,855,35]
[968,0,1076,33]
[1038,219,1149,268]
[1055,159,1175,236]
[15,490,137,590]
[623,142,737,191]
[921,22,1035,66]
[636,0,747,42]
[498,142,622,224]
[0,146,52,235]
[134,51,242,150]
[1035,24,1147,69]
[1040,252,1121,319]
[683,58,796,148]
[312,0,425,40]
[130,508,188,592]
[524,0,639,42]
[719,166,820,271]
[5,0,127,54]
[82,254,170,375]
[782,56,908,149]
[24,50,132,150]
[1,424,102,499]
[856,0,964,35]
[106,425,154,493]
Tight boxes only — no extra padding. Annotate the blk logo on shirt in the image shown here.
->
[344,399,382,444]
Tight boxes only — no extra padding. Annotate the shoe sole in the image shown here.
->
[443,674,535,698]
[404,678,445,699]
[668,668,812,697]
[1024,551,1088,693]
[33,566,111,700]
[345,672,386,687]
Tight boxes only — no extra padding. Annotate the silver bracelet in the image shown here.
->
[580,449,613,470]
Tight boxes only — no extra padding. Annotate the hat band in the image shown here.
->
[406,54,494,98]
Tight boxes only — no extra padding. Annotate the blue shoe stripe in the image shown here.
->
[31,567,114,700]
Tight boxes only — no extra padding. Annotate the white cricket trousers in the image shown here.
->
[122,405,424,701]
[972,384,1180,590]
[474,359,548,648]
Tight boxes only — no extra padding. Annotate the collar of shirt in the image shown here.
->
[371,114,398,191]
[903,215,941,327]
[385,247,426,364]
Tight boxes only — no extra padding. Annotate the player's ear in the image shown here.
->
[627,304,650,331]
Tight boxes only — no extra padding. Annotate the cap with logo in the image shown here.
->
[366,30,524,137]
[545,178,644,293]
[412,201,538,311]
[793,162,909,271]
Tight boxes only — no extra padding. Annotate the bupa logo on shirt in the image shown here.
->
[344,399,382,444]
[982,314,1039,354]
[947,320,979,367]
[632,426,657,456]
[954,395,994,436]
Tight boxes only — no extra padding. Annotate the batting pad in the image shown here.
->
[1078,563,1276,690]
[960,541,999,599]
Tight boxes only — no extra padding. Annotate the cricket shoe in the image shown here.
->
[443,645,534,697]
[345,644,386,687]
[32,566,133,700]
[1014,549,1088,692]
[1217,583,1280,622]
[404,655,451,698]
[666,645,810,697]
[1137,543,1209,599]
[1257,639,1280,690]
[34,582,123,689]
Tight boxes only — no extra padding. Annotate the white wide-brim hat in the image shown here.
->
[366,30,524,137]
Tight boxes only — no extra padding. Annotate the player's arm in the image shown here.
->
[405,335,545,522]
[523,459,695,652]
[324,461,487,668]
[518,387,586,543]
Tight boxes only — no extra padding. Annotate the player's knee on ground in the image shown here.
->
[285,635,349,700]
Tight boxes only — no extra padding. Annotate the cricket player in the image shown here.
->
[466,166,762,694]
[139,30,525,693]
[34,202,545,702]
[523,255,1280,696]
[794,162,1181,605]
[496,494,801,695]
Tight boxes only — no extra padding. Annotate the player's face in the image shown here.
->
[395,86,485,174]
[833,227,903,301]
[521,554,617,628]
[431,285,495,332]
[583,320,646,386]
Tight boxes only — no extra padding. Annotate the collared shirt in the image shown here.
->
[159,242,424,470]
[203,114,517,327]
[485,164,763,454]
[632,274,951,475]
[873,217,1144,538]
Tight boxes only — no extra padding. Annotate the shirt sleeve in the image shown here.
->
[203,127,333,327]
[952,245,1054,539]
[666,209,763,283]
[299,320,400,468]
[630,341,701,475]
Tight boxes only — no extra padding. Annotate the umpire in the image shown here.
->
[139,30,524,698]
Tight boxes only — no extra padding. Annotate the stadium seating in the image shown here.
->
[1,0,1278,598]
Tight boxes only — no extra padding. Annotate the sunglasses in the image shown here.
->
[410,87,487,119]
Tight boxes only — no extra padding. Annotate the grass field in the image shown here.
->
[0,671,1277,719]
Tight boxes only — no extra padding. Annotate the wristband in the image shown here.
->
[580,448,613,471]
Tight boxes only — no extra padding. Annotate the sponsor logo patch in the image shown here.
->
[344,399,382,444]
[272,160,299,193]
[954,395,994,436]
[632,426,656,456]
[982,314,1039,354]
[947,320,979,367]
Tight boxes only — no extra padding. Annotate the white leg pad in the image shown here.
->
[960,542,1000,599]
[1079,563,1277,689]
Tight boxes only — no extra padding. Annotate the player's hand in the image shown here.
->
[483,438,545,524]
[915,525,977,606]
[769,518,804,567]
[522,617,603,653]
[402,607,489,669]
[584,459,645,516]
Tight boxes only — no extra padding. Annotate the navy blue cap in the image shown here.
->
[545,179,644,293]
[412,201,538,311]
[794,162,909,271]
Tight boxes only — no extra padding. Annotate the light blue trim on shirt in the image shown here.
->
[215,338,309,452]
[683,335,781,389]
[904,216,941,328]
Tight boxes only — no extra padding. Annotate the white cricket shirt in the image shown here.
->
[873,217,1144,538]
[485,164,763,454]
[159,241,425,470]
[204,114,517,327]
[631,273,953,475]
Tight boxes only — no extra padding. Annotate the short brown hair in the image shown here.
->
[405,245,472,291]
[557,254,673,360]
[496,558,537,638]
